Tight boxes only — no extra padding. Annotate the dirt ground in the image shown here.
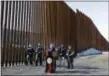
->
[1,52,109,75]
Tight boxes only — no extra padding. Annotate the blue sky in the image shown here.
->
[65,2,108,41]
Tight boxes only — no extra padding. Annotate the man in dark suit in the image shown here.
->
[25,44,35,65]
[66,45,75,69]
[59,44,66,66]
[35,43,44,66]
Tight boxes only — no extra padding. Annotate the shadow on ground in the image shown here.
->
[56,70,90,74]
[55,66,100,74]
[75,65,100,69]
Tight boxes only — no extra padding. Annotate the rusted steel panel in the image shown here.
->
[76,9,108,51]
[45,1,77,49]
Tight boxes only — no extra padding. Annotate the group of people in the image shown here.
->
[25,43,44,66]
[25,43,77,70]
[57,44,77,69]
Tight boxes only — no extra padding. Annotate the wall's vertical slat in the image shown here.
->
[65,5,68,47]
[56,2,58,45]
[49,1,52,47]
[34,2,37,48]
[47,2,51,44]
[74,12,77,51]
[49,2,53,44]
[76,11,79,50]
[53,2,56,45]
[76,10,81,50]
[67,5,70,47]
[61,3,64,45]
[21,1,25,63]
[46,1,49,50]
[52,2,56,44]
[33,2,35,47]
[32,2,35,48]
[30,1,32,45]
[28,1,31,47]
[41,2,44,60]
[8,1,13,66]
[36,2,38,46]
[31,2,33,47]
[39,2,41,45]
[39,1,42,55]
[35,2,39,46]
[42,1,45,59]
[34,1,37,47]
[42,1,45,48]
[6,1,12,66]
[54,2,56,45]
[36,2,39,46]
[3,1,8,67]
[24,1,28,55]
[54,2,57,46]
[16,1,21,65]
[64,4,67,47]
[30,1,32,46]
[34,2,39,44]
[5,1,10,66]
[40,1,43,46]
[20,1,23,63]
[1,1,4,67]
[46,2,49,47]
[13,1,18,65]
[22,1,27,63]
[27,1,30,48]
[10,1,15,66]
[41,1,44,56]
[40,2,42,45]
[60,2,63,45]
[33,2,36,47]
[50,1,53,44]
[49,2,52,43]
[19,1,24,64]
[18,1,23,64]
[43,1,48,52]
[56,2,60,45]
[30,1,33,47]
[62,2,64,45]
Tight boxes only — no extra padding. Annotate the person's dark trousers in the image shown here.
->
[39,55,42,66]
[52,58,56,72]
[70,58,74,69]
[37,54,43,66]
[24,53,28,65]
[29,54,33,65]
[35,60,38,66]
[67,59,70,68]
[67,58,74,69]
